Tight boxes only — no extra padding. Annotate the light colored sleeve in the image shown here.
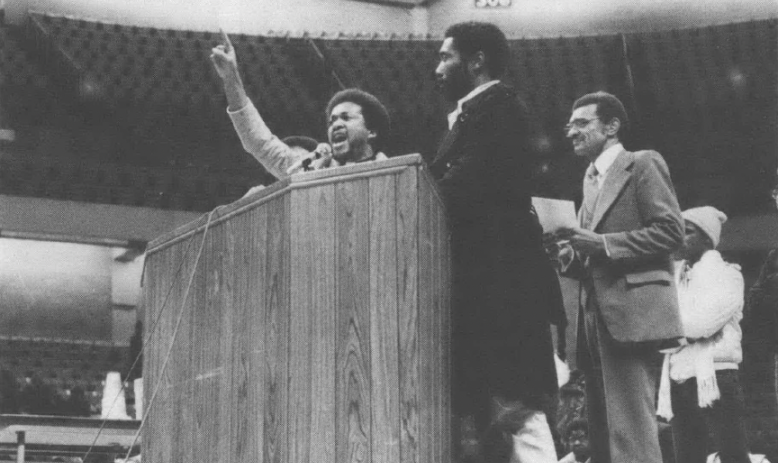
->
[241,184,266,199]
[682,251,744,339]
[227,100,306,179]
[711,315,743,365]
[601,151,684,261]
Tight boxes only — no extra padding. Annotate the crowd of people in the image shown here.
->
[214,19,778,463]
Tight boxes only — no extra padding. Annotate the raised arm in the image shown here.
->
[210,30,304,179]
[210,29,249,111]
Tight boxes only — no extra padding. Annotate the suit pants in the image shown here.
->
[453,335,557,463]
[578,293,663,463]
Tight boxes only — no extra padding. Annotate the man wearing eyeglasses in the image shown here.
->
[549,91,684,463]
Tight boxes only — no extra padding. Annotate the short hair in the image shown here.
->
[325,88,391,152]
[572,91,629,133]
[566,418,589,437]
[282,135,319,152]
[444,21,509,78]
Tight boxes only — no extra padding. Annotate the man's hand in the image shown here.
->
[210,29,239,81]
[542,232,563,253]
[309,143,333,170]
[210,29,248,111]
[543,233,574,272]
[554,226,606,258]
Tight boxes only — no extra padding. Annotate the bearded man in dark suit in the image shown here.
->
[431,21,566,463]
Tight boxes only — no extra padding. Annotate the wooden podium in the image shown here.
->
[142,154,451,463]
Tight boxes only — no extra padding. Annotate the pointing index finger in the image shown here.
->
[220,29,232,52]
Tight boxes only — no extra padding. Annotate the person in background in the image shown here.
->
[280,135,319,154]
[241,135,320,198]
[746,183,778,416]
[432,21,566,463]
[0,369,20,413]
[656,206,749,463]
[126,321,143,383]
[558,419,590,463]
[555,370,586,458]
[210,30,390,179]
[19,373,55,415]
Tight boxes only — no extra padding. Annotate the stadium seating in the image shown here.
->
[626,19,777,211]
[0,13,775,216]
[0,336,129,417]
[0,10,776,456]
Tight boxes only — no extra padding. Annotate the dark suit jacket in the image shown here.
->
[430,82,564,403]
[579,149,684,344]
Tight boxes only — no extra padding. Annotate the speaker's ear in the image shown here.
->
[468,51,486,74]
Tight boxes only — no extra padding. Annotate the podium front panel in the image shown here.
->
[143,155,450,463]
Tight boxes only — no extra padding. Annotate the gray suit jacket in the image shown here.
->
[580,149,684,344]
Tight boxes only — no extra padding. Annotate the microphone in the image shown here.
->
[286,143,333,174]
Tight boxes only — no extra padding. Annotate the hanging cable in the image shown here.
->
[119,207,217,463]
[80,207,216,462]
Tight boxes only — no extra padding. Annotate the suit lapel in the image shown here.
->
[589,150,634,231]
[433,122,461,165]
[432,84,500,166]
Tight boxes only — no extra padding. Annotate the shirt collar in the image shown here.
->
[447,80,500,129]
[591,142,624,178]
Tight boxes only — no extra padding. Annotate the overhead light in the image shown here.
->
[0,128,16,142]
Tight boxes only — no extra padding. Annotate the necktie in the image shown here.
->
[581,164,599,229]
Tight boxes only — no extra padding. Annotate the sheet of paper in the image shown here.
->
[531,197,577,232]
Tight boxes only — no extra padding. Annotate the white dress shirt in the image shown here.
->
[587,143,624,256]
[588,142,623,190]
[447,80,500,130]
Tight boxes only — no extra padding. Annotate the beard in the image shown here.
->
[331,137,371,163]
[438,66,472,103]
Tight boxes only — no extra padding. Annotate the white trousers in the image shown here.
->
[511,411,557,463]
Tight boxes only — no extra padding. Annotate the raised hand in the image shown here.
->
[209,29,248,111]
[210,29,239,81]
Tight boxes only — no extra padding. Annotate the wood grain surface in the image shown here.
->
[143,158,450,463]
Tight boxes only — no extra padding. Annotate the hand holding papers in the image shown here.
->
[533,197,577,271]
[532,197,577,233]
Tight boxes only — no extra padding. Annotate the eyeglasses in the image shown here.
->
[564,118,599,133]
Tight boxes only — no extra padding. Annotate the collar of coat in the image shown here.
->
[584,148,633,231]
[458,82,514,119]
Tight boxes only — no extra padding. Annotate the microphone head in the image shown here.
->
[314,143,333,159]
